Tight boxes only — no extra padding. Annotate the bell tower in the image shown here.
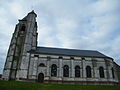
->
[3,10,38,80]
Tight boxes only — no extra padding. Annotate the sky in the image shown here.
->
[0,0,120,74]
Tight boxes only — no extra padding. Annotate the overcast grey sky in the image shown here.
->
[0,0,120,74]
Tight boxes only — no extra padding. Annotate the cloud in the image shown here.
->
[0,0,120,74]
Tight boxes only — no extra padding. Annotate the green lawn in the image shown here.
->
[0,80,119,90]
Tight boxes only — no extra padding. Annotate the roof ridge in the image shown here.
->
[37,46,98,52]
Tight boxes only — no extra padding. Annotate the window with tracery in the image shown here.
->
[75,65,80,77]
[51,64,57,77]
[63,65,69,77]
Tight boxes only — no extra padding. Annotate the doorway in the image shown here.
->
[38,73,44,83]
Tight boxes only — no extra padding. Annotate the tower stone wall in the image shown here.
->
[2,11,38,80]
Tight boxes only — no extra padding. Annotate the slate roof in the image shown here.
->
[29,47,112,59]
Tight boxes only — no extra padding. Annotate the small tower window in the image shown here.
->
[21,25,26,31]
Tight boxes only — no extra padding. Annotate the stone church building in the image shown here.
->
[2,11,119,85]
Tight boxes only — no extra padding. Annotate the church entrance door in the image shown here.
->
[38,73,44,83]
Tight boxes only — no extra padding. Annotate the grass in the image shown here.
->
[0,80,120,90]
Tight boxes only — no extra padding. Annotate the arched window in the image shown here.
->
[75,65,80,77]
[51,64,57,77]
[86,66,92,78]
[39,63,45,67]
[99,67,104,78]
[111,67,115,79]
[63,65,69,77]
[21,25,26,31]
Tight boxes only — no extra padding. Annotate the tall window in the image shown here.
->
[63,65,69,77]
[86,66,92,78]
[51,64,57,77]
[99,67,104,78]
[111,67,115,79]
[75,65,80,77]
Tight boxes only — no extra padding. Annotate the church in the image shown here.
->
[2,11,119,85]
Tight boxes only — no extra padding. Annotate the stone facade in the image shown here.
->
[24,53,118,85]
[2,11,119,85]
